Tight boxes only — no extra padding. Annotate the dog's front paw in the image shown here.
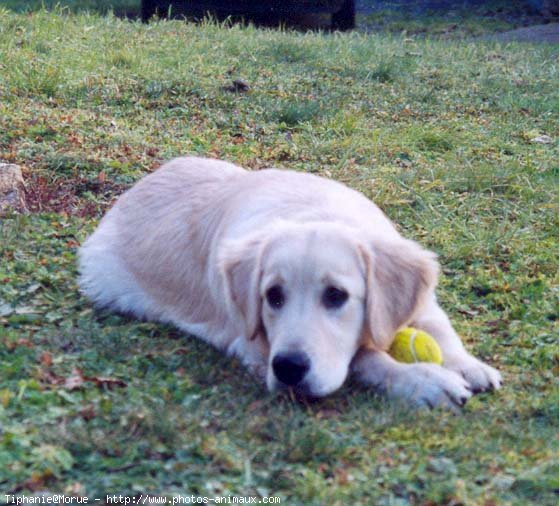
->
[227,336,268,381]
[387,363,472,411]
[444,352,501,393]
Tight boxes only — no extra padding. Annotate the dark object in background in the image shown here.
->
[527,0,559,16]
[141,0,356,30]
[223,78,251,93]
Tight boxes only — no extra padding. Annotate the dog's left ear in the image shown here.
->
[218,235,265,341]
[359,237,439,350]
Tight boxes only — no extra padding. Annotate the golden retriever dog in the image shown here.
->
[79,157,501,409]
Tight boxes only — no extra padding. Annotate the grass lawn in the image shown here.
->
[1,2,558,504]
[358,0,550,38]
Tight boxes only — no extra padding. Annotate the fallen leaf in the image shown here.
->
[316,463,329,474]
[13,470,54,493]
[64,368,86,390]
[531,135,552,144]
[457,308,480,317]
[87,376,127,389]
[0,388,12,407]
[316,408,341,419]
[64,482,85,496]
[23,283,41,294]
[38,368,64,386]
[0,303,13,316]
[14,305,37,314]
[248,400,264,411]
[40,351,53,367]
[333,467,351,485]
[79,404,96,421]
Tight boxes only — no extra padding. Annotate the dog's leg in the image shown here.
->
[412,296,502,393]
[352,348,472,410]
[227,335,268,382]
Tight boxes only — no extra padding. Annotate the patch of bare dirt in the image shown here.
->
[23,170,126,217]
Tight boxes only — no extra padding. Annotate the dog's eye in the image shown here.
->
[266,285,285,309]
[322,286,348,309]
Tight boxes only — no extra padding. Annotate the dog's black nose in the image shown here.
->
[272,352,310,386]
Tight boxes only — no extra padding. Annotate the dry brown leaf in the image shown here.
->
[38,368,64,386]
[40,350,53,367]
[79,404,96,421]
[87,375,127,389]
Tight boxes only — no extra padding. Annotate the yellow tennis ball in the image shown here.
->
[389,327,443,365]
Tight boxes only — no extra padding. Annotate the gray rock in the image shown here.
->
[0,163,27,216]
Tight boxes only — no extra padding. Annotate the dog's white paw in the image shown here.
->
[444,352,502,393]
[227,336,268,381]
[387,363,472,411]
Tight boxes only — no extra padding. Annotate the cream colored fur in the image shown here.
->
[79,157,501,408]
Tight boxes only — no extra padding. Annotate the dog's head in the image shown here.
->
[219,221,438,397]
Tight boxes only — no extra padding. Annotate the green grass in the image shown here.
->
[359,0,547,39]
[1,0,141,17]
[1,5,558,504]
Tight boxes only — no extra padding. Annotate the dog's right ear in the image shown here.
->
[218,235,265,341]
